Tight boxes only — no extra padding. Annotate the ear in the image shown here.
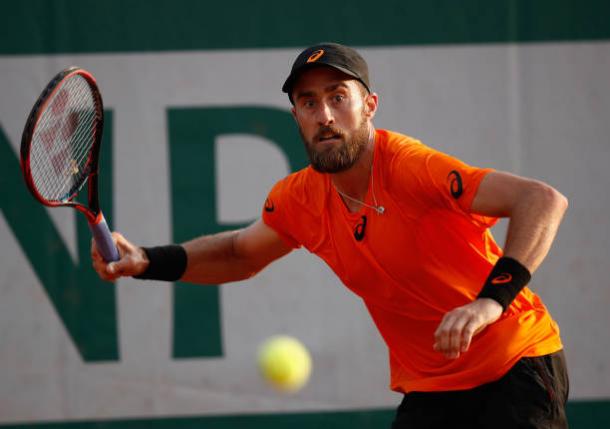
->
[290,106,298,123]
[363,93,379,119]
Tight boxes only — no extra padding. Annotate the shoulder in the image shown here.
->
[378,129,423,151]
[269,166,323,198]
[376,129,431,177]
[378,129,428,162]
[266,166,328,215]
[262,166,328,248]
[378,129,477,173]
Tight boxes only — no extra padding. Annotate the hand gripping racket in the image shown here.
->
[20,67,119,262]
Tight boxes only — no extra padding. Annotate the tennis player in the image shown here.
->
[92,43,570,428]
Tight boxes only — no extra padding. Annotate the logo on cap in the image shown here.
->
[307,49,325,63]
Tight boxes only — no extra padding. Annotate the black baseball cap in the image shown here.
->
[282,43,371,103]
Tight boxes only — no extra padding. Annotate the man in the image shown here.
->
[92,43,569,428]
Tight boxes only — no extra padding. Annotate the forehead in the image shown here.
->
[292,67,359,94]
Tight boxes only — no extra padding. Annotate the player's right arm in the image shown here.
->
[91,219,293,284]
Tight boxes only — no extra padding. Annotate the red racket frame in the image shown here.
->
[20,67,105,225]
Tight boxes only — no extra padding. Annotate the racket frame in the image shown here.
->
[20,67,105,225]
[20,67,118,262]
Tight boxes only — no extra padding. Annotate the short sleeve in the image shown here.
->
[261,179,302,249]
[392,142,497,228]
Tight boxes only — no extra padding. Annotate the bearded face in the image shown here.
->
[299,108,370,173]
[290,68,376,173]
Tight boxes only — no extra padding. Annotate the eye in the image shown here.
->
[303,99,315,108]
[333,94,345,103]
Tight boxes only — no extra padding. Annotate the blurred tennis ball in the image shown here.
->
[257,335,312,392]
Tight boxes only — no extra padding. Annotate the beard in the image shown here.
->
[299,113,370,173]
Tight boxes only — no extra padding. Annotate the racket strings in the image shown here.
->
[29,75,100,202]
[30,81,96,199]
[33,79,96,198]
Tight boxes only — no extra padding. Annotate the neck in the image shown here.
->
[331,126,375,202]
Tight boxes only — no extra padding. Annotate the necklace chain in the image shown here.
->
[335,170,385,215]
[334,129,385,215]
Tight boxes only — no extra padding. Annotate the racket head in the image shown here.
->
[20,67,104,223]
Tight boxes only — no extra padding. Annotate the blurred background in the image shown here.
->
[1,0,609,427]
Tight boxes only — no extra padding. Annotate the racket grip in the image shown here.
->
[89,214,120,262]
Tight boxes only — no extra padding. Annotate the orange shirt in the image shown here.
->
[262,129,562,393]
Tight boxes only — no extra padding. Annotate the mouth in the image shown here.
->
[317,133,342,143]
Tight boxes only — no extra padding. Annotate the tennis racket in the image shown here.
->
[20,67,119,262]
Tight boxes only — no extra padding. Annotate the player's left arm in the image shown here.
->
[470,171,569,271]
[434,171,568,359]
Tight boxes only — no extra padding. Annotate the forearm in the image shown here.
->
[180,230,259,284]
[435,174,568,358]
[95,221,289,284]
[502,183,568,272]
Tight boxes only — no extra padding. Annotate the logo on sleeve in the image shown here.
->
[447,170,463,199]
[264,198,275,212]
[354,215,367,241]
[491,273,513,284]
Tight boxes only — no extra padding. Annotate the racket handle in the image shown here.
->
[89,213,120,262]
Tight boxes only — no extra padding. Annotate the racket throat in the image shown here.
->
[74,204,101,224]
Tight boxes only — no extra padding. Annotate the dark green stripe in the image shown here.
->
[0,409,394,429]
[568,400,610,428]
[1,0,609,55]
[1,401,609,428]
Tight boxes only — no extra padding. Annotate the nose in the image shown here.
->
[315,101,334,126]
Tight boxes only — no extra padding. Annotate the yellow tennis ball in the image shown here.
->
[257,335,312,392]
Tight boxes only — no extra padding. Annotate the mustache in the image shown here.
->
[313,125,346,142]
